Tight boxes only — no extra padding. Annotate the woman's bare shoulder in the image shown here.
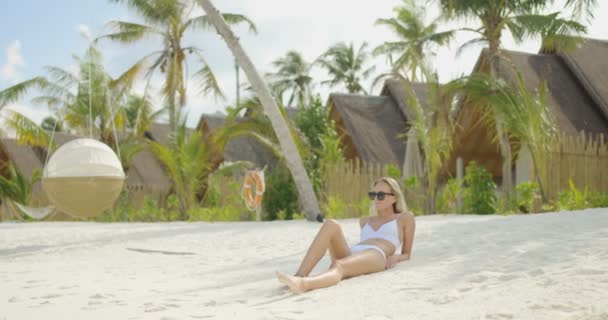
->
[358,216,370,228]
[397,211,415,224]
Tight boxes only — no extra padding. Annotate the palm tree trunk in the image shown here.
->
[488,36,514,208]
[196,0,322,222]
[528,146,548,203]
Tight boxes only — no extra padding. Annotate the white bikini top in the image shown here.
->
[360,218,402,254]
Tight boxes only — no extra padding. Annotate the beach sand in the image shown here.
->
[1,209,607,319]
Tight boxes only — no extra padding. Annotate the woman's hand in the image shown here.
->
[385,255,400,269]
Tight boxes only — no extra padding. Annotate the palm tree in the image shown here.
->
[150,122,209,218]
[101,0,257,132]
[266,51,314,107]
[439,0,592,201]
[374,0,453,82]
[195,0,322,221]
[124,94,164,136]
[315,42,375,94]
[451,73,557,202]
[0,46,138,145]
[402,72,458,214]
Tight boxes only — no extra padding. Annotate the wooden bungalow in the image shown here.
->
[448,38,608,184]
[327,80,427,169]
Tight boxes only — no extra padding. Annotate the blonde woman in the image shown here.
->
[276,177,416,293]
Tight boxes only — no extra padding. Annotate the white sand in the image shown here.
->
[1,209,607,320]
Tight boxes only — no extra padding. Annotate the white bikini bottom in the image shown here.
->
[349,244,386,260]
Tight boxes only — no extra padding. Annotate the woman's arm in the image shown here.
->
[386,213,416,269]
[399,212,416,259]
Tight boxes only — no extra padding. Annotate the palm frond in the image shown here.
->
[108,0,178,25]
[184,13,257,34]
[4,110,54,149]
[0,77,49,109]
[99,21,161,44]
[193,56,225,100]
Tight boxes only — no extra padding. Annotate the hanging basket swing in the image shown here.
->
[42,138,125,218]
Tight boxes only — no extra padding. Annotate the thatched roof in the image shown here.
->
[381,79,429,120]
[450,44,608,179]
[145,122,195,145]
[558,38,608,123]
[497,48,608,136]
[0,139,43,181]
[328,93,408,167]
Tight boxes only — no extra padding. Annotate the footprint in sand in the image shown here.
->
[86,293,115,307]
[458,286,473,293]
[498,274,520,282]
[143,302,167,312]
[527,269,545,277]
[485,313,514,319]
[363,314,392,320]
[428,295,459,305]
[537,277,557,288]
[203,300,217,307]
[578,269,605,276]
[469,274,488,283]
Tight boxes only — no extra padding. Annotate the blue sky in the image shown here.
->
[1,0,608,128]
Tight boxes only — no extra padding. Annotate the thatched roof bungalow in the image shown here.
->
[448,39,608,182]
[327,80,427,169]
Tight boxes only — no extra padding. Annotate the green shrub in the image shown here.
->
[515,181,540,213]
[462,161,496,214]
[436,178,462,213]
[355,197,371,217]
[555,180,590,211]
[322,195,348,219]
[292,212,305,220]
[588,191,608,208]
[263,165,299,220]
[402,176,423,215]
[385,164,401,179]
[187,205,247,221]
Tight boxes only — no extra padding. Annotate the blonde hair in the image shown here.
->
[368,176,408,216]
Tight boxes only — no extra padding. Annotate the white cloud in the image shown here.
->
[0,40,25,83]
[76,24,93,41]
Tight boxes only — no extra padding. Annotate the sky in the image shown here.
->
[1,0,608,129]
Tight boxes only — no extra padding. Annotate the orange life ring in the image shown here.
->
[242,170,265,210]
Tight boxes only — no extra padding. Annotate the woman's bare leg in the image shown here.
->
[294,219,351,277]
[279,250,385,293]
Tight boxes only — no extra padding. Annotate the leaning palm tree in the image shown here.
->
[102,0,257,131]
[315,42,376,94]
[374,0,453,82]
[439,0,592,202]
[195,0,322,221]
[266,51,314,108]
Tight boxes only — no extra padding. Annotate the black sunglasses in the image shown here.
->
[368,191,395,200]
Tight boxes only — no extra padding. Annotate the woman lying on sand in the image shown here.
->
[277,177,416,293]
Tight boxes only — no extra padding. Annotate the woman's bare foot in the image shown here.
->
[276,271,306,294]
